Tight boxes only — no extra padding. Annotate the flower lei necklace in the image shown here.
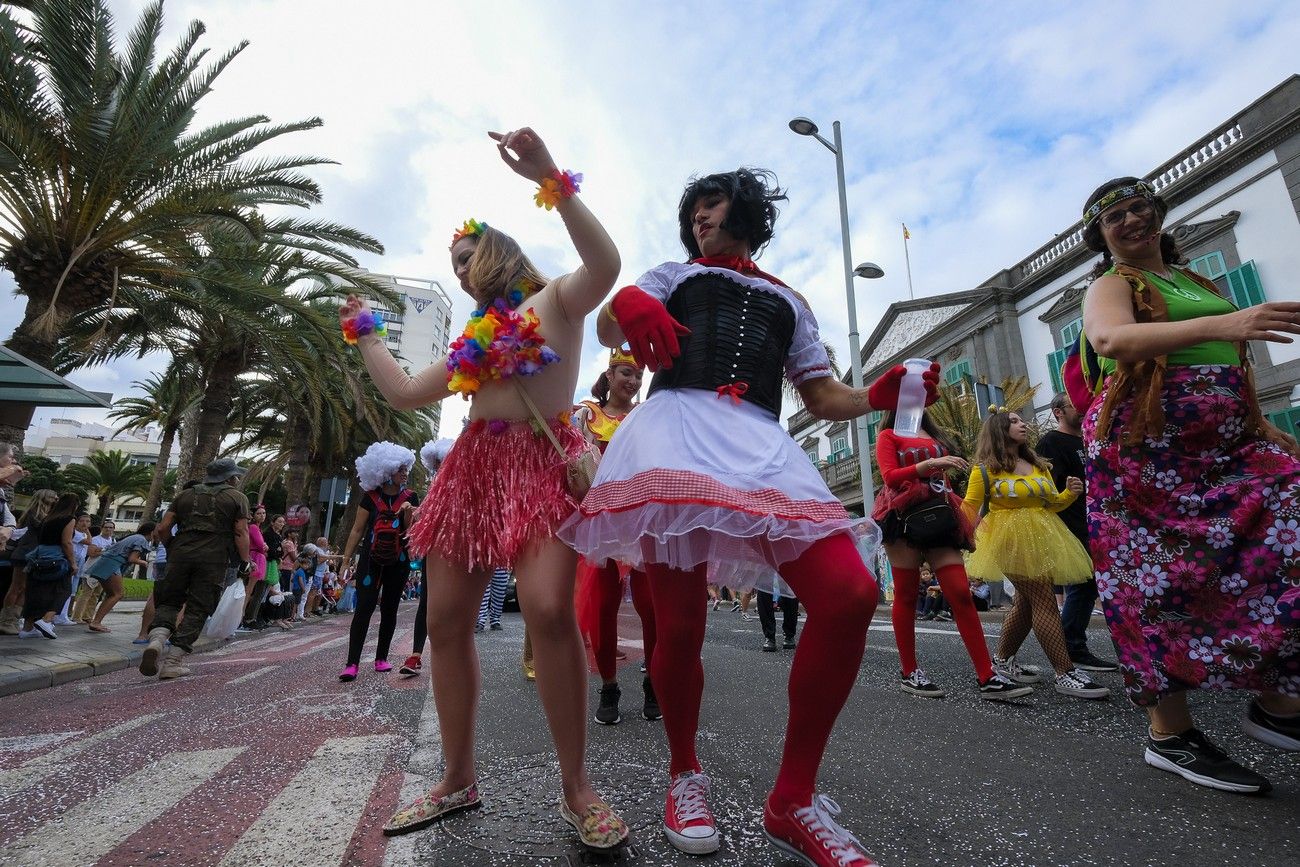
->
[445,279,559,397]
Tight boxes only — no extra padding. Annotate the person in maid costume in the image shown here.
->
[558,168,938,867]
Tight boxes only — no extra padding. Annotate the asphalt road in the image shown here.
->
[0,600,1296,866]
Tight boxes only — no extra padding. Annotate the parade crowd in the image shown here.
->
[1,126,1298,867]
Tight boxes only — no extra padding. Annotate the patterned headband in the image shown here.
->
[1082,181,1156,228]
[450,218,488,247]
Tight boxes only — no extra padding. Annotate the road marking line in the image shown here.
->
[382,689,441,867]
[221,735,396,867]
[300,634,349,656]
[869,623,1002,637]
[0,747,243,865]
[226,665,278,686]
[0,731,80,755]
[0,713,166,793]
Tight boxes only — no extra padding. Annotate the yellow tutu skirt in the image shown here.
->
[965,508,1092,584]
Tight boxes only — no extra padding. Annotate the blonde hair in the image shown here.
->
[974,413,1050,475]
[467,225,549,304]
[18,489,58,529]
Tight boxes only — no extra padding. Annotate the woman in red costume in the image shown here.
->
[560,168,938,866]
[342,128,628,852]
[572,348,660,726]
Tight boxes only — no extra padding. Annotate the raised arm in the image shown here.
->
[339,294,451,410]
[489,127,620,320]
[1084,273,1300,363]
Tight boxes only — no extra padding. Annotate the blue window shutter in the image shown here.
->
[1189,252,1227,281]
[1047,347,1069,395]
[1225,261,1265,308]
[1060,317,1083,346]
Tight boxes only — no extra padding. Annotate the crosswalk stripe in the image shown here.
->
[300,634,349,656]
[220,736,396,867]
[0,713,166,793]
[226,665,279,685]
[383,689,441,867]
[0,731,79,755]
[0,747,243,866]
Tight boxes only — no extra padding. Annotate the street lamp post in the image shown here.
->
[790,117,879,515]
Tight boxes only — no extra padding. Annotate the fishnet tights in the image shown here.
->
[996,577,1072,674]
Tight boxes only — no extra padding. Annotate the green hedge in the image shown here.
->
[122,578,153,601]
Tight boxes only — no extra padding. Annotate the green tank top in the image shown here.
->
[1097,267,1240,377]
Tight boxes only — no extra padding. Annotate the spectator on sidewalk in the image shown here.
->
[19,492,81,639]
[0,488,57,635]
[140,459,252,681]
[54,512,92,626]
[85,522,156,633]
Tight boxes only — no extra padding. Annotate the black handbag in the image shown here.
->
[898,498,959,549]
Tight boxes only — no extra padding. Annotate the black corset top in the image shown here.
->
[648,272,796,417]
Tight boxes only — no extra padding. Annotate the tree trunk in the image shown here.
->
[141,423,177,519]
[191,361,241,478]
[304,468,323,542]
[284,411,312,512]
[3,311,61,371]
[97,492,111,526]
[174,404,201,488]
[334,482,362,550]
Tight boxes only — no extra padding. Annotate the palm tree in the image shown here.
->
[927,375,1041,492]
[62,449,153,523]
[0,0,343,375]
[105,361,199,519]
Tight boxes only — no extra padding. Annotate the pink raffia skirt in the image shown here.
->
[407,416,587,572]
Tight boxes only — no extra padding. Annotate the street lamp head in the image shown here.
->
[788,117,819,137]
[854,262,885,279]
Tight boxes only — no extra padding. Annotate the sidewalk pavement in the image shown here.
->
[0,601,336,697]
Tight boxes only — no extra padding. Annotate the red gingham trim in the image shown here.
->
[579,468,849,522]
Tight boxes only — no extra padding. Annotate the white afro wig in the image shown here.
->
[421,438,456,475]
[354,441,416,491]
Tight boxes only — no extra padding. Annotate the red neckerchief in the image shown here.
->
[691,255,788,288]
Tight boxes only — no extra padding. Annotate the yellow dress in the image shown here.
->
[961,465,1092,584]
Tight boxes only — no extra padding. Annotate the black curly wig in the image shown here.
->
[1082,176,1183,280]
[677,168,788,259]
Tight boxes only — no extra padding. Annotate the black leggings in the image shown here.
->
[345,558,408,665]
[411,572,428,655]
[756,589,799,641]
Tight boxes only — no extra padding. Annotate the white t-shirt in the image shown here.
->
[72,530,89,573]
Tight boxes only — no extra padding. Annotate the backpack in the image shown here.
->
[367,489,412,564]
[1060,332,1104,417]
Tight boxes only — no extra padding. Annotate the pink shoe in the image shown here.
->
[375,660,392,673]
[338,664,358,682]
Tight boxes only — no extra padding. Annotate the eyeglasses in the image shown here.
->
[1099,199,1154,229]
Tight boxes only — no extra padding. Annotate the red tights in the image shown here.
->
[644,533,878,808]
[890,562,993,681]
[591,562,656,682]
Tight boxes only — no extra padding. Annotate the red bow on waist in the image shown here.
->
[715,382,749,405]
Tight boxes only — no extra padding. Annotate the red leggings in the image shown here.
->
[589,562,657,681]
[890,562,993,681]
[644,533,878,808]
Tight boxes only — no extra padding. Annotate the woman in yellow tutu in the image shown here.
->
[963,407,1110,700]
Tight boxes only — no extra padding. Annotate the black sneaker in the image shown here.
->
[489,622,504,631]
[1242,700,1300,751]
[978,672,1034,701]
[642,675,662,721]
[595,683,621,725]
[1070,651,1119,672]
[1144,727,1272,794]
[782,635,797,650]
[762,637,777,652]
[900,668,945,698]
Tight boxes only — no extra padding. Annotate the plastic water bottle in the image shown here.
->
[893,357,931,437]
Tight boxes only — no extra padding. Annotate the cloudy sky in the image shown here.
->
[4,0,1299,441]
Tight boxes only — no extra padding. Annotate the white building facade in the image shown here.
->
[794,76,1300,513]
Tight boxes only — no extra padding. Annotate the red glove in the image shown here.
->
[610,285,690,372]
[866,362,941,410]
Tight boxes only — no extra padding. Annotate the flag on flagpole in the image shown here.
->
[902,223,911,240]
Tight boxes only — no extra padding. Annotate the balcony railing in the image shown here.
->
[818,457,860,491]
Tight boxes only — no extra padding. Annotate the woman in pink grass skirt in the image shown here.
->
[339,127,629,852]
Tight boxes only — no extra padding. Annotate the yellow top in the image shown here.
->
[961,465,1077,519]
[577,399,629,444]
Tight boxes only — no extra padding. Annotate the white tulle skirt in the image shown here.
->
[557,388,878,589]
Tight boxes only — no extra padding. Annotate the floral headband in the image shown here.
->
[450,218,488,247]
[1082,180,1156,228]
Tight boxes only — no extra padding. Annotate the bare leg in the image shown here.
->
[1146,692,1193,734]
[514,538,602,812]
[137,592,157,640]
[91,575,125,625]
[424,554,493,797]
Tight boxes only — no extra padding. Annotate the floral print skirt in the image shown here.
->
[1083,365,1300,706]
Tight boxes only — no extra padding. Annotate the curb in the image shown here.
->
[0,616,342,698]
